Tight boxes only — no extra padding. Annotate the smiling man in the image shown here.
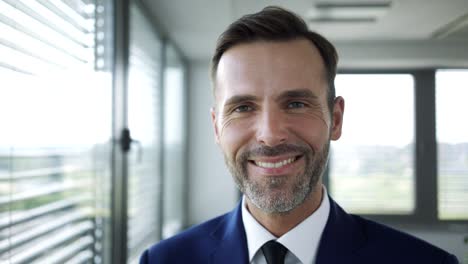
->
[212,37,342,243]
[140,6,458,264]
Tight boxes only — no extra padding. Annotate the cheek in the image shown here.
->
[218,117,255,158]
[289,117,330,149]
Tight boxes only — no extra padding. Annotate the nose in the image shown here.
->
[256,110,288,147]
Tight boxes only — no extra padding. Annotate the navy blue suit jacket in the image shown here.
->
[140,197,458,263]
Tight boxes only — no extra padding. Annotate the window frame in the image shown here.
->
[325,68,468,227]
[111,0,190,263]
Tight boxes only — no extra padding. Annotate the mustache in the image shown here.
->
[239,144,311,161]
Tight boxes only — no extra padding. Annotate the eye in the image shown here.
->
[234,105,253,113]
[287,101,306,109]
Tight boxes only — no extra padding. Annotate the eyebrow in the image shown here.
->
[223,94,259,108]
[276,89,319,101]
[222,89,319,109]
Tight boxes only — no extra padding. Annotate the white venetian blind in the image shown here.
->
[0,0,112,263]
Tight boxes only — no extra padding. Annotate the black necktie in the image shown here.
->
[261,240,288,264]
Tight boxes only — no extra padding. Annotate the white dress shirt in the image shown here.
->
[241,186,330,264]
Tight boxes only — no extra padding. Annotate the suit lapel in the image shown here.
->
[210,201,249,264]
[316,197,366,263]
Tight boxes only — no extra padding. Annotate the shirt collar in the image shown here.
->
[241,186,330,264]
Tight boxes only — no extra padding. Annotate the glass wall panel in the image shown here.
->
[330,74,415,214]
[436,69,468,220]
[0,0,113,263]
[126,3,162,263]
[162,44,187,239]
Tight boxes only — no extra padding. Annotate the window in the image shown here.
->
[329,70,468,223]
[0,0,112,263]
[126,3,163,263]
[1,0,189,263]
[162,44,187,239]
[330,74,415,214]
[436,69,468,220]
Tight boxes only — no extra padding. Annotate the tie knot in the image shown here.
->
[261,240,288,264]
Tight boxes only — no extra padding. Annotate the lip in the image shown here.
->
[248,154,303,176]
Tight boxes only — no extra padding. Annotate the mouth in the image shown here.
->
[248,155,303,169]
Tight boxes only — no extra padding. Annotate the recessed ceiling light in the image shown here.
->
[308,17,376,23]
[315,1,392,9]
[307,1,392,23]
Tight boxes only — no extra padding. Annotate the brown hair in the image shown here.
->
[210,6,338,111]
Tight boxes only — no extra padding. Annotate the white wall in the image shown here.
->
[187,61,238,226]
[186,45,468,262]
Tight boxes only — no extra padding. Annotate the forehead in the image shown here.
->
[215,39,327,101]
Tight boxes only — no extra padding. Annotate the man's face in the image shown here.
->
[211,39,344,214]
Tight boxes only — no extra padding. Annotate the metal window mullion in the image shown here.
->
[181,55,189,229]
[156,28,167,248]
[414,69,438,223]
[111,0,130,263]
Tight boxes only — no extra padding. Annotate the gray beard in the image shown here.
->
[224,142,330,214]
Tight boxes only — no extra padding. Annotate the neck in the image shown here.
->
[245,185,323,237]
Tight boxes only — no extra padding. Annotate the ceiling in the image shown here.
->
[142,0,468,63]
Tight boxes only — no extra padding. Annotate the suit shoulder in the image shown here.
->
[140,213,230,264]
[354,215,458,263]
[161,212,228,245]
[356,215,435,247]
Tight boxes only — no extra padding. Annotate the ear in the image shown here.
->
[210,107,220,144]
[330,96,344,141]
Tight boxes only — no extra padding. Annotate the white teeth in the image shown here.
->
[254,157,296,169]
